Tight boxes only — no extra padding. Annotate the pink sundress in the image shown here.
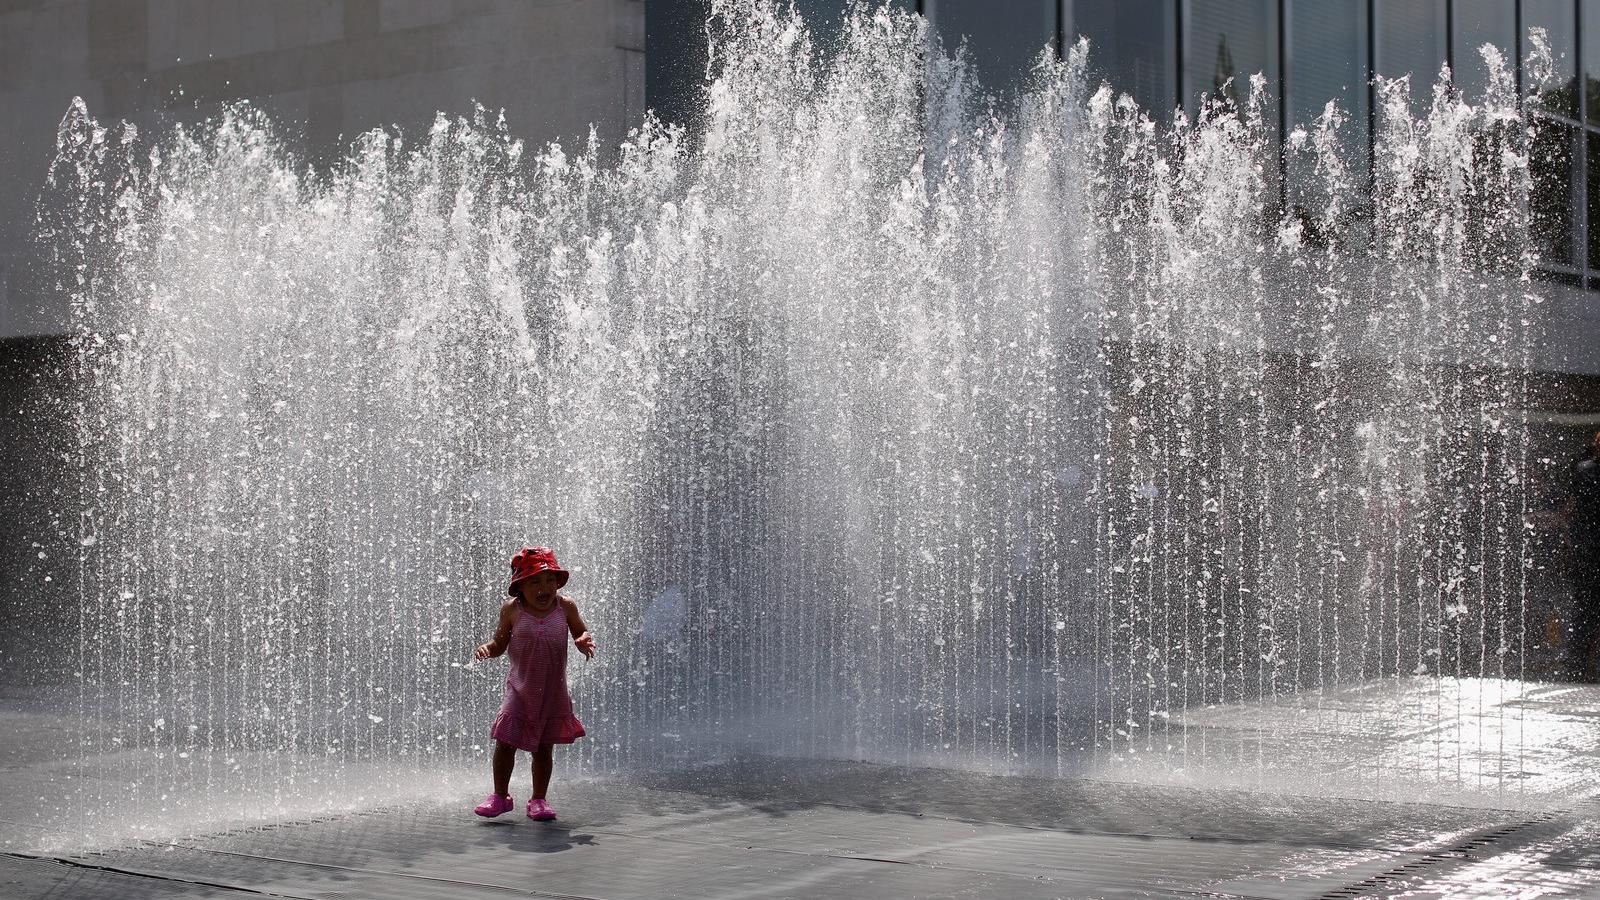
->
[490,602,586,750]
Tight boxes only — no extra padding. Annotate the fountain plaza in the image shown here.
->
[6,4,1600,897]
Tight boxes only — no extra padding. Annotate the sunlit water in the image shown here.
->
[29,2,1555,848]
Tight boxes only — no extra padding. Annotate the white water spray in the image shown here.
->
[36,2,1541,845]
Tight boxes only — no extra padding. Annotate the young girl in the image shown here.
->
[473,546,596,820]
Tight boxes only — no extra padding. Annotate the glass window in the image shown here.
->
[645,0,710,129]
[1588,132,1600,269]
[1452,0,1516,101]
[1537,269,1584,288]
[1531,120,1579,266]
[1071,0,1176,120]
[1584,0,1600,122]
[1524,0,1577,119]
[1186,0,1277,112]
[1287,1,1368,165]
[1375,0,1446,117]
[927,0,1058,95]
[793,0,915,52]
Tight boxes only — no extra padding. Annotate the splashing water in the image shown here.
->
[35,2,1545,846]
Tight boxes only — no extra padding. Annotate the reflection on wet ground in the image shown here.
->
[1090,676,1600,807]
[5,676,1600,898]
[8,759,1599,899]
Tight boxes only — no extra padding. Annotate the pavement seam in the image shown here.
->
[164,844,612,900]
[2,849,316,898]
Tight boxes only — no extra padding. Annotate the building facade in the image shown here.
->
[2,1,1595,357]
[1,0,1597,682]
[646,0,1600,679]
[0,0,645,339]
[648,0,1600,379]
[0,0,644,681]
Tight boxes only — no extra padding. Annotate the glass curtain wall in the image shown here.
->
[793,0,918,53]
[925,0,1059,93]
[1588,0,1600,271]
[1522,0,1584,278]
[919,0,1590,286]
[1069,1,1589,287]
[1453,0,1516,98]
[643,0,1600,290]
[1587,0,1600,121]
[1375,0,1448,117]
[1528,0,1580,115]
[1286,0,1370,186]
[1184,0,1278,113]
[1071,0,1178,119]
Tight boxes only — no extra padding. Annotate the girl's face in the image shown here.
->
[520,571,561,602]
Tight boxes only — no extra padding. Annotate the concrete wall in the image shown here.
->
[0,0,643,684]
[0,0,645,338]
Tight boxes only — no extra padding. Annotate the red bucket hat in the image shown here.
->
[507,546,569,596]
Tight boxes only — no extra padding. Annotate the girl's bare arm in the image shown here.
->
[561,596,597,658]
[474,600,517,660]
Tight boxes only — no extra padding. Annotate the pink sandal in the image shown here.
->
[527,798,557,821]
[474,793,514,817]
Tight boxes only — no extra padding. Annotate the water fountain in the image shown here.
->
[29,0,1547,849]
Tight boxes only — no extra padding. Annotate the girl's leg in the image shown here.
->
[531,743,554,800]
[492,741,517,797]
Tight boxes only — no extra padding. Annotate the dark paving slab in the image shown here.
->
[16,760,1599,900]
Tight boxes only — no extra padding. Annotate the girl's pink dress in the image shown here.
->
[491,602,586,750]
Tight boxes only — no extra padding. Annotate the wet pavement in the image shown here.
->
[6,677,1600,898]
[6,758,1600,899]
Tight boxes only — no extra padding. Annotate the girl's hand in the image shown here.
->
[574,632,597,659]
[474,642,494,661]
